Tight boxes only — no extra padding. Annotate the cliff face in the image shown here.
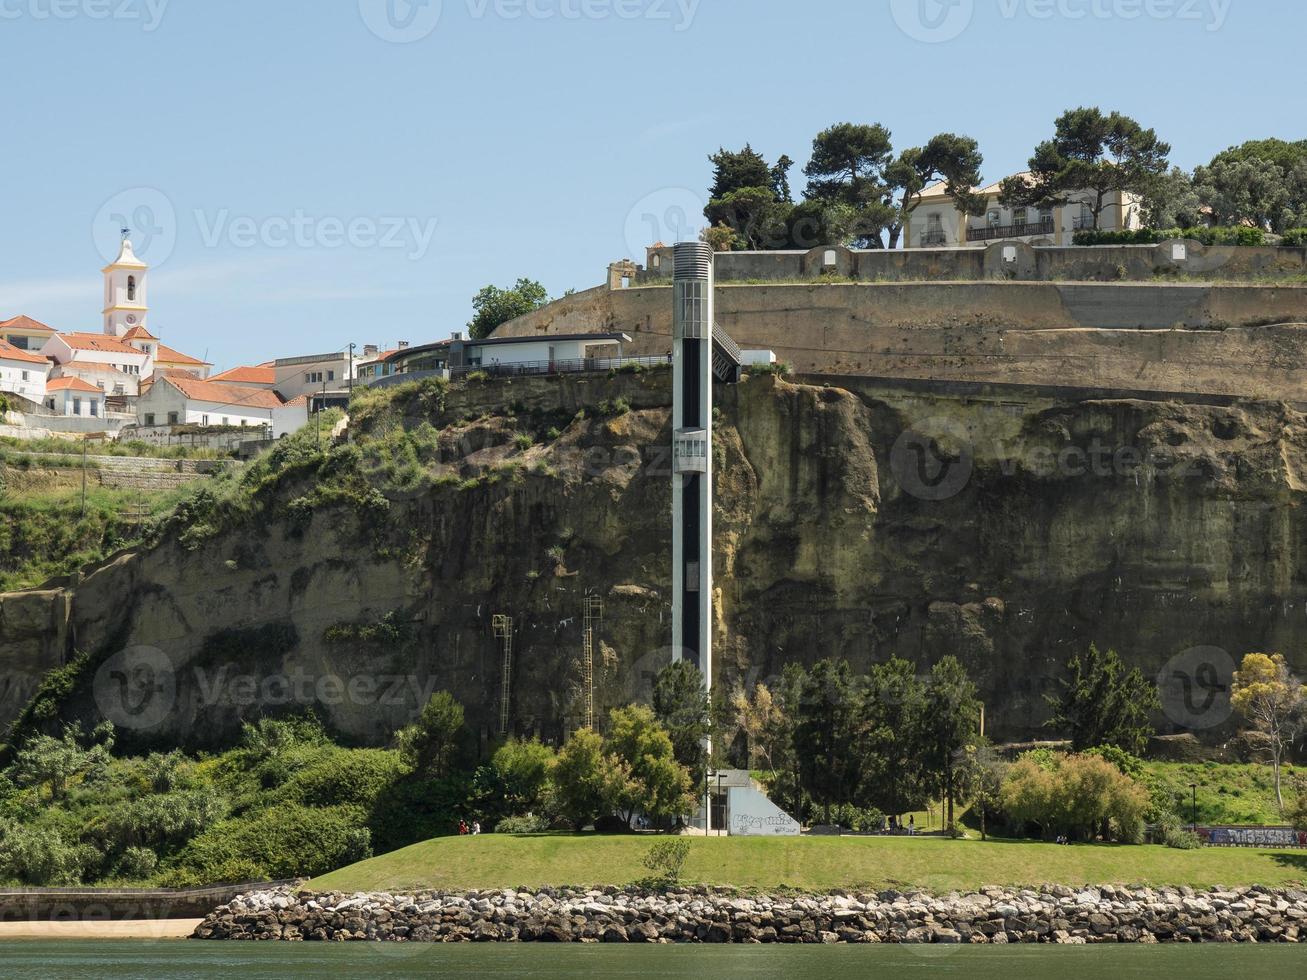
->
[4,371,1306,748]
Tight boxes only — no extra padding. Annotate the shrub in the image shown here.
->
[1075,227,1269,247]
[464,371,490,385]
[827,803,886,833]
[276,749,406,809]
[495,814,550,834]
[514,433,534,451]
[1282,229,1307,247]
[165,803,372,883]
[115,846,159,880]
[1073,228,1164,246]
[1001,751,1148,842]
[0,823,101,886]
[642,838,691,886]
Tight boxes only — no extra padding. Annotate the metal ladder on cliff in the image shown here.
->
[493,615,513,737]
[581,595,603,730]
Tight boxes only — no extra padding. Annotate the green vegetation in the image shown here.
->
[1074,227,1269,247]
[1143,761,1298,827]
[1047,644,1161,756]
[0,435,230,461]
[312,833,1307,894]
[0,471,191,591]
[467,278,550,340]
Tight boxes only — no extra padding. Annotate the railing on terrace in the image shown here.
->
[449,355,671,380]
[1072,214,1098,230]
[919,229,949,246]
[965,218,1055,243]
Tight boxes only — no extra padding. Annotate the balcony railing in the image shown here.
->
[919,229,949,246]
[966,218,1055,243]
[450,355,671,381]
[1072,214,1098,230]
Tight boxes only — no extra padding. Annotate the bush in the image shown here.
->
[165,803,372,883]
[642,837,691,886]
[495,814,550,834]
[0,823,101,886]
[1282,229,1307,247]
[1001,751,1148,842]
[115,846,159,880]
[1075,227,1269,247]
[827,803,886,832]
[276,749,406,809]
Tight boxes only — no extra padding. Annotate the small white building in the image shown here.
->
[43,333,151,397]
[45,376,106,418]
[904,172,1145,249]
[137,376,286,429]
[273,351,356,402]
[0,339,50,404]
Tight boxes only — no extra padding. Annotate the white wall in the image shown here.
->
[0,360,48,401]
[727,786,801,837]
[47,389,106,418]
[137,383,273,428]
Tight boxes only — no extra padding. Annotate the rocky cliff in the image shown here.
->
[3,370,1305,748]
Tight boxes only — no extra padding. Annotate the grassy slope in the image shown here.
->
[312,834,1307,895]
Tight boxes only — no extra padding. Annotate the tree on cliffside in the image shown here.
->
[467,278,550,340]
[1000,107,1171,230]
[396,691,466,779]
[1232,653,1306,815]
[1047,644,1160,756]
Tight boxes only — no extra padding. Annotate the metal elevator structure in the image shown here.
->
[670,240,742,720]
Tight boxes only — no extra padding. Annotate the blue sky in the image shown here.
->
[0,0,1298,370]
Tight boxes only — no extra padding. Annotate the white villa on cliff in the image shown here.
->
[903,173,1144,249]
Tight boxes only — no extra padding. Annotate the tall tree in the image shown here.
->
[551,728,633,830]
[1000,107,1171,230]
[792,659,863,823]
[1047,644,1161,755]
[860,658,929,818]
[1232,653,1306,815]
[920,656,982,830]
[1142,166,1203,229]
[803,123,897,248]
[652,661,711,786]
[467,279,550,340]
[886,133,985,249]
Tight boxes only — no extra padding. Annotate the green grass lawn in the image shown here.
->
[312,834,1307,895]
[1144,761,1298,826]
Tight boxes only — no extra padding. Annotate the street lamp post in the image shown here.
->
[1190,783,1198,835]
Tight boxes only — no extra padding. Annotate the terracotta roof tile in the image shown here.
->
[0,315,57,335]
[0,339,50,365]
[154,343,211,367]
[47,376,102,393]
[56,332,144,356]
[210,365,276,385]
[164,376,284,410]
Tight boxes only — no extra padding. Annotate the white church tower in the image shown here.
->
[102,235,149,338]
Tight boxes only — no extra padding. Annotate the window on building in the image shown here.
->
[168,412,179,424]
[987,209,1001,227]
[90,400,99,418]
[73,398,81,416]
[127,276,136,302]
[144,413,155,426]
[21,371,28,381]
[202,415,209,425]
[222,417,230,426]
[327,370,335,381]
[1013,208,1028,227]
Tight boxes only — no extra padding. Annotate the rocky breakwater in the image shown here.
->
[194,884,1307,944]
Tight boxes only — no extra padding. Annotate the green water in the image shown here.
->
[0,943,1303,979]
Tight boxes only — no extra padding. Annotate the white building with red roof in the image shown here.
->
[136,374,308,436]
[0,338,51,403]
[209,362,276,389]
[42,331,151,397]
[45,376,105,418]
[0,315,57,353]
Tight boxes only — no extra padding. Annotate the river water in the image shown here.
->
[0,942,1303,979]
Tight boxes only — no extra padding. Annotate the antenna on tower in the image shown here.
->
[121,227,131,242]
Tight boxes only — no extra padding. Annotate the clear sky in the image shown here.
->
[0,0,1299,370]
